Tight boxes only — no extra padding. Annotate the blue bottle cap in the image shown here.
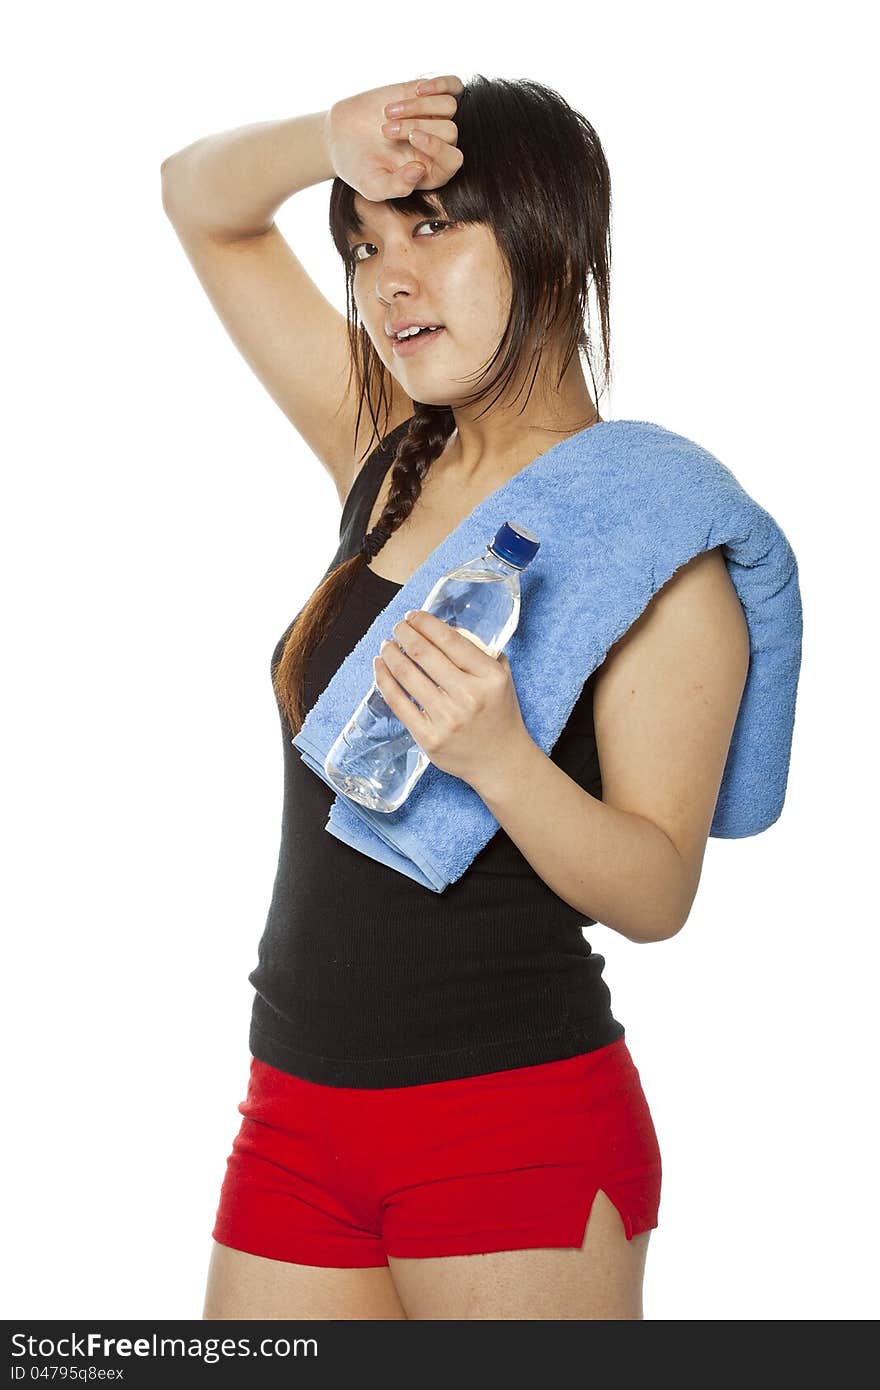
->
[489,520,541,570]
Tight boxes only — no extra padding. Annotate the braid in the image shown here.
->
[272,401,456,737]
[361,404,456,565]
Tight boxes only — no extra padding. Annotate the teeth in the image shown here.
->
[396,325,441,339]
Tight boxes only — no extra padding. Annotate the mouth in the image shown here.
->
[391,326,446,357]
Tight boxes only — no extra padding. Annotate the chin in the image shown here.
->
[403,387,454,407]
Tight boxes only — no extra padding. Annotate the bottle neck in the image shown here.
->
[484,545,524,576]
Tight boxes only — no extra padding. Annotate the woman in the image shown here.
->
[161,72,750,1320]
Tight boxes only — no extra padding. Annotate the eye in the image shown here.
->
[415,218,452,236]
[349,219,453,266]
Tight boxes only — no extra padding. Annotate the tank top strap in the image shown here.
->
[338,416,413,557]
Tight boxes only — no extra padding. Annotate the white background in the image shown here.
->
[3,0,876,1322]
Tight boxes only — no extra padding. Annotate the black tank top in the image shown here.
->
[248,420,625,1087]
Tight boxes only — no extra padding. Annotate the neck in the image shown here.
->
[442,350,602,487]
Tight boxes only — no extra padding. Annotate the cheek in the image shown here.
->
[443,248,511,346]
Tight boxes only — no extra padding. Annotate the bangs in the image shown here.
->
[340,186,452,239]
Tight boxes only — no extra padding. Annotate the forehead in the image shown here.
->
[350,190,446,230]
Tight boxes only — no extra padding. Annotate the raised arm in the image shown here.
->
[159,110,413,504]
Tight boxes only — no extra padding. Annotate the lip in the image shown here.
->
[391,326,446,357]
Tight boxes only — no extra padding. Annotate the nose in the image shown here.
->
[375,244,421,307]
[376,275,418,312]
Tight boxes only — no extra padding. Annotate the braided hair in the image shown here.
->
[360,405,454,561]
[272,402,456,736]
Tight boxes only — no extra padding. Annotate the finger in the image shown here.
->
[397,160,428,190]
[385,75,464,113]
[381,117,459,146]
[373,654,430,725]
[412,74,466,97]
[402,127,464,183]
[405,610,493,676]
[379,636,451,712]
[383,94,459,120]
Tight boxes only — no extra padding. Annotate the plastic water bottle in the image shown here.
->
[323,521,541,813]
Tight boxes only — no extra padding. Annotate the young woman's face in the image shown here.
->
[348,194,512,406]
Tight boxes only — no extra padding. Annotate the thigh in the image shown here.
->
[204,1240,408,1320]
[388,1188,650,1320]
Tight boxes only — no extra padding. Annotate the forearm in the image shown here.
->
[160,110,333,237]
[472,732,689,944]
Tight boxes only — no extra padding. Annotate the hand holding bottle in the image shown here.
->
[323,74,465,200]
[372,609,529,789]
[324,521,539,813]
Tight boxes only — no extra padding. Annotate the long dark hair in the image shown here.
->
[273,74,613,735]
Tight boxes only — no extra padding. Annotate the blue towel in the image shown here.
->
[292,418,803,892]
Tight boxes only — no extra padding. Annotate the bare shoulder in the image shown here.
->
[593,547,749,713]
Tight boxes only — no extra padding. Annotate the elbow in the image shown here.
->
[634,918,684,944]
[647,855,698,942]
[160,151,192,219]
[160,135,204,186]
[600,853,696,944]
[633,892,693,945]
[651,915,686,943]
[612,911,683,945]
[160,151,182,185]
[649,895,694,943]
[160,157,178,216]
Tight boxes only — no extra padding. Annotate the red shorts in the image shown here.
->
[211,1035,662,1268]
